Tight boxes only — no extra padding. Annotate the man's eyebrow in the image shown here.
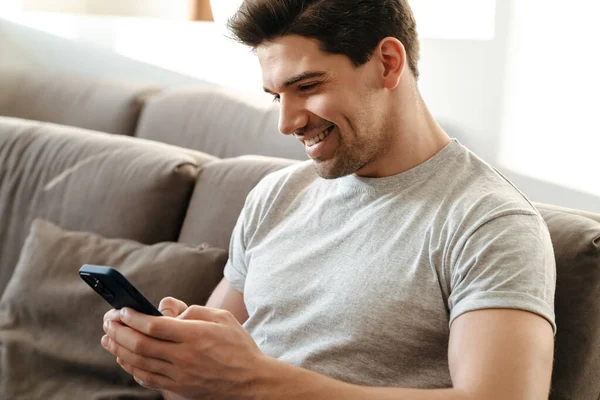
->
[263,71,327,94]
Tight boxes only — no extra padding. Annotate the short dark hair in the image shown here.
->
[228,0,420,79]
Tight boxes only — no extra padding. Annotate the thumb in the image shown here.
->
[158,297,188,317]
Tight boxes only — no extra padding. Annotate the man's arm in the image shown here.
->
[205,278,249,324]
[249,308,554,400]
[103,289,554,400]
[204,279,555,399]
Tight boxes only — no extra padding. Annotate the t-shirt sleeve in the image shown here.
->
[223,203,250,293]
[448,212,557,333]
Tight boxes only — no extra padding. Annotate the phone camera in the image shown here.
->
[82,275,114,299]
[95,280,114,298]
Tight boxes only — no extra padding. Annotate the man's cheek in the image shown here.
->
[306,95,338,127]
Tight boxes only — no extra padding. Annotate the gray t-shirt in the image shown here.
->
[224,139,556,388]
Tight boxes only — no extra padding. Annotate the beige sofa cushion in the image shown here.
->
[534,203,600,399]
[0,117,216,297]
[0,219,227,399]
[0,68,158,135]
[134,86,308,160]
[178,155,298,250]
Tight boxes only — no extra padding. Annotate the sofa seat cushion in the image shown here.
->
[134,86,308,160]
[534,203,600,400]
[0,117,216,297]
[0,219,228,399]
[178,155,299,250]
[0,68,159,135]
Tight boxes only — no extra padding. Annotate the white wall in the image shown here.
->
[418,0,599,212]
[19,0,190,19]
[22,0,86,14]
[0,17,206,86]
[498,0,600,198]
[84,0,189,20]
[1,5,599,213]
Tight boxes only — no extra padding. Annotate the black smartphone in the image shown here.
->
[79,264,161,316]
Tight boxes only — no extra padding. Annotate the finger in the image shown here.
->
[131,367,175,392]
[120,308,191,343]
[104,319,124,334]
[104,319,173,361]
[116,357,138,378]
[179,305,236,325]
[101,334,175,379]
[116,357,132,374]
[117,356,171,391]
[104,309,121,323]
[158,297,188,317]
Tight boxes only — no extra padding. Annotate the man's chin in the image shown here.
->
[312,159,354,180]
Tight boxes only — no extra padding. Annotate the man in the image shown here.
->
[102,1,557,399]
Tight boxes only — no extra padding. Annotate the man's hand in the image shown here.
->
[102,297,266,399]
[105,297,190,400]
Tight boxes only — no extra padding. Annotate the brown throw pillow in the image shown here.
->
[0,219,228,400]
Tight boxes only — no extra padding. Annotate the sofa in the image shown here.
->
[0,68,598,399]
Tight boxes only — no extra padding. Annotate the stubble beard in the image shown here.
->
[313,128,380,179]
[314,90,391,179]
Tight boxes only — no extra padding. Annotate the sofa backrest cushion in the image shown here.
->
[134,86,308,160]
[0,117,216,297]
[178,155,299,250]
[0,68,158,135]
[534,203,600,399]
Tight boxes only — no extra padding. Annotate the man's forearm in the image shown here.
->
[250,356,471,400]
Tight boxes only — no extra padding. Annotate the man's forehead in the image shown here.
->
[257,36,330,91]
[257,35,322,61]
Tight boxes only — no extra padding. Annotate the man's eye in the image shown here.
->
[272,95,281,103]
[299,83,319,92]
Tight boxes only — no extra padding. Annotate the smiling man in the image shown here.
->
[102,1,557,399]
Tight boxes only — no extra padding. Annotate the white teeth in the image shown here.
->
[305,126,333,148]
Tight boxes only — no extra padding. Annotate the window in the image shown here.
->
[498,0,600,196]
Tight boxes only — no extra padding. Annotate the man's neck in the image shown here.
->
[356,90,451,178]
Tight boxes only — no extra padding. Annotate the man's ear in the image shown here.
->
[376,37,406,90]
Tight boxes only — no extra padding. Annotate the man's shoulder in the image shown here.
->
[442,145,544,233]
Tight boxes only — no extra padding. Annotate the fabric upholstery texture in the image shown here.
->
[536,201,600,224]
[134,86,308,160]
[0,117,216,297]
[178,155,298,250]
[534,203,600,400]
[0,219,228,400]
[0,68,158,135]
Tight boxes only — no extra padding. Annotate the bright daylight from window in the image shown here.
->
[410,0,496,40]
[499,0,600,197]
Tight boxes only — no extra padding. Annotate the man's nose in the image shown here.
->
[278,96,309,136]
